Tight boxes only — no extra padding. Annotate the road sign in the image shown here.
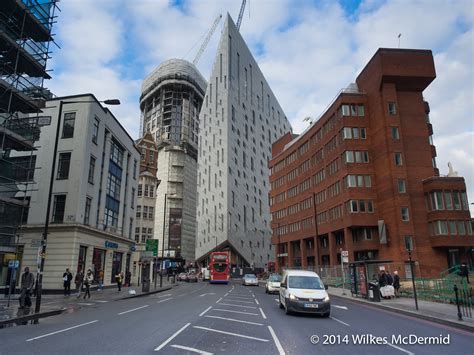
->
[342,256,349,263]
[341,250,348,257]
[145,240,158,256]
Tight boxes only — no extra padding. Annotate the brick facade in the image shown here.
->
[269,49,473,278]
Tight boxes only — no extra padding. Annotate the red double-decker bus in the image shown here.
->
[209,252,230,284]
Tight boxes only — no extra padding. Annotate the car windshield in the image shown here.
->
[269,274,281,282]
[212,263,227,273]
[288,276,324,290]
[245,274,256,278]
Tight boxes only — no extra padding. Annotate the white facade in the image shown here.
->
[196,15,292,267]
[17,94,140,290]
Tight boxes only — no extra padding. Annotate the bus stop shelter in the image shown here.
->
[348,260,393,299]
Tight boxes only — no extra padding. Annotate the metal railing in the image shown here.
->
[454,284,472,320]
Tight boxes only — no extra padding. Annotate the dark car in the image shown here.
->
[187,273,198,282]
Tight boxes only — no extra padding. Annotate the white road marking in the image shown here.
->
[223,299,255,304]
[259,307,267,319]
[268,326,285,355]
[157,298,172,304]
[254,299,260,305]
[225,296,253,300]
[157,293,172,298]
[26,320,99,341]
[274,298,279,301]
[199,306,212,317]
[218,303,257,309]
[199,292,216,297]
[170,345,213,355]
[193,326,269,342]
[154,323,191,352]
[204,315,263,326]
[333,305,348,310]
[118,305,149,315]
[78,303,93,306]
[224,292,229,297]
[330,316,350,327]
[213,308,259,316]
[387,343,414,355]
[94,300,108,303]
[215,297,223,303]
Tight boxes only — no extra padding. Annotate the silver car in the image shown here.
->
[265,273,282,294]
[242,274,258,286]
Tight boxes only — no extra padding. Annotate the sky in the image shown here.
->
[47,0,473,212]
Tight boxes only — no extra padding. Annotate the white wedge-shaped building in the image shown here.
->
[196,14,292,269]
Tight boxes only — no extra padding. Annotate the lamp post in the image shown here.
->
[34,98,120,319]
[407,248,419,311]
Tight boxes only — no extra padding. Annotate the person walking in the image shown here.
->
[393,270,401,298]
[98,269,104,291]
[83,269,93,299]
[19,267,34,309]
[63,268,73,296]
[75,268,84,298]
[115,271,123,291]
[459,262,470,284]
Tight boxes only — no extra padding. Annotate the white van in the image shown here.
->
[279,270,330,317]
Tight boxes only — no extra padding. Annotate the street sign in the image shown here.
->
[341,250,348,257]
[146,239,159,256]
[8,260,19,269]
[31,239,42,247]
[342,256,349,263]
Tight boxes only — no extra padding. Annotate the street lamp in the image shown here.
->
[159,192,177,287]
[406,244,419,311]
[34,98,120,319]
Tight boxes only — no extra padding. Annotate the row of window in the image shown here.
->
[426,190,469,211]
[137,184,155,198]
[134,227,153,244]
[429,220,473,236]
[136,205,154,219]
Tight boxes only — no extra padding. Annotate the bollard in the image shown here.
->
[454,284,463,321]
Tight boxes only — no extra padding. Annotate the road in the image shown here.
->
[0,281,472,354]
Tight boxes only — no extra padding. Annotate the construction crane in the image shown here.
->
[193,14,222,65]
[236,0,247,30]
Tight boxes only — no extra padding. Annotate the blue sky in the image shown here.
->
[47,0,473,211]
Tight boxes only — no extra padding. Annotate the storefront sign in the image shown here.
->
[105,240,119,249]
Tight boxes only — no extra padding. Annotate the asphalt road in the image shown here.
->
[0,281,472,354]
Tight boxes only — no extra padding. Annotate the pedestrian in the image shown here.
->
[115,271,123,291]
[393,270,401,298]
[19,267,34,309]
[63,268,73,296]
[75,268,84,298]
[458,262,470,284]
[386,271,393,286]
[378,270,388,287]
[83,269,93,299]
[98,269,104,291]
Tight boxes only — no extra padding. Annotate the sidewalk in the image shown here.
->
[0,280,176,326]
[328,287,474,331]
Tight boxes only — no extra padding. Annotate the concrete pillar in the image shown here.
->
[344,227,354,263]
[287,241,294,268]
[328,232,337,266]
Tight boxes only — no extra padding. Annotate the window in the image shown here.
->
[138,184,142,197]
[453,191,461,210]
[391,127,400,140]
[388,102,397,115]
[52,195,66,223]
[457,221,466,235]
[92,118,99,143]
[461,192,469,210]
[62,112,75,138]
[395,153,403,166]
[404,236,413,251]
[401,207,410,221]
[144,185,149,197]
[449,221,457,234]
[143,206,148,219]
[133,159,137,179]
[444,192,453,210]
[136,206,141,218]
[88,156,96,183]
[149,185,154,198]
[148,207,154,219]
[131,188,135,208]
[57,152,71,179]
[84,197,91,225]
[398,179,406,193]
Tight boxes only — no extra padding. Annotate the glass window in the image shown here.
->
[395,153,403,166]
[351,200,358,213]
[62,112,75,138]
[350,104,357,116]
[367,200,374,212]
[461,192,469,210]
[84,197,91,225]
[92,118,99,143]
[457,221,466,235]
[341,104,350,116]
[357,175,364,187]
[388,102,397,115]
[359,200,366,212]
[453,191,461,210]
[444,192,453,210]
[345,151,354,163]
[136,206,141,218]
[138,184,142,197]
[360,128,366,139]
[404,236,413,251]
[466,221,473,235]
[398,179,406,193]
[353,127,360,139]
[358,104,365,116]
[343,127,352,139]
[391,127,399,140]
[449,221,457,234]
[288,276,324,290]
[346,175,356,187]
[57,152,71,179]
[434,191,444,210]
[88,156,95,184]
[52,195,66,223]
[364,175,372,187]
[362,151,369,162]
[401,207,409,221]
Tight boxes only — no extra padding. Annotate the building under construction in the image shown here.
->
[0,0,59,287]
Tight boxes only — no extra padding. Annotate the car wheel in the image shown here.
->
[284,299,292,315]
[322,311,330,318]
[279,297,284,309]
[265,287,268,294]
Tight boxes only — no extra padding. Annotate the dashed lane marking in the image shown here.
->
[118,305,149,315]
[170,345,213,355]
[255,299,260,305]
[193,326,269,342]
[215,297,223,303]
[157,294,172,298]
[330,316,350,327]
[204,315,264,326]
[26,320,99,341]
[268,326,285,355]
[154,323,191,352]
[157,298,172,304]
[387,343,414,355]
[213,308,259,316]
[259,307,267,319]
[218,303,257,309]
[77,303,93,306]
[199,306,212,317]
[333,305,348,310]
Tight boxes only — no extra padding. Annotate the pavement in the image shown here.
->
[327,286,474,331]
[0,280,472,354]
[0,279,174,325]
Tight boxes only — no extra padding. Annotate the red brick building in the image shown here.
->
[269,48,472,278]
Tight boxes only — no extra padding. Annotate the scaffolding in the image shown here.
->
[0,0,59,256]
